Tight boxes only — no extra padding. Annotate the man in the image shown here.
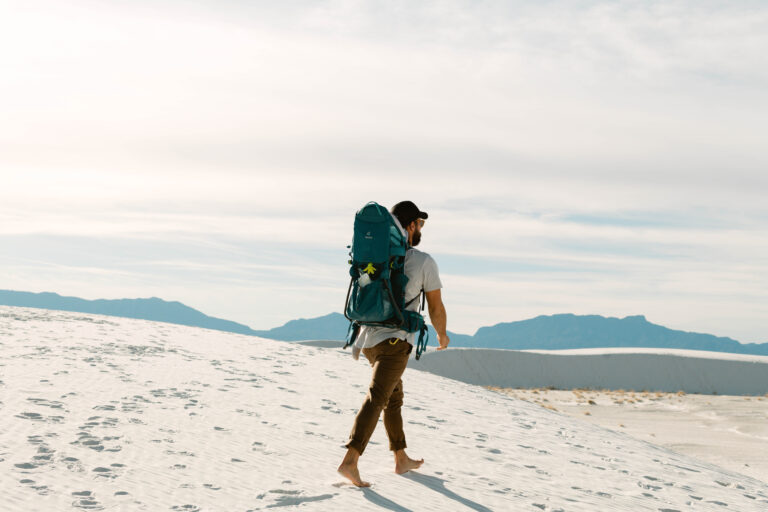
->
[337,200,450,487]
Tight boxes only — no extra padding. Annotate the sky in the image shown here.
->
[1,0,767,342]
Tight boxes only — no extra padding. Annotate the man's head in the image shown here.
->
[391,201,428,246]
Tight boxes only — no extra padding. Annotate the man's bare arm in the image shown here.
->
[425,289,450,350]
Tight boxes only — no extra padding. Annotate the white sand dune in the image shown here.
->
[2,305,768,511]
[410,347,768,395]
[494,388,768,483]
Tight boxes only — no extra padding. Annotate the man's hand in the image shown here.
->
[436,332,450,350]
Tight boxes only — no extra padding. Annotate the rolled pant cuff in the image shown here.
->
[345,439,365,455]
[389,441,407,452]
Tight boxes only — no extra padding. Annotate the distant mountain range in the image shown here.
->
[471,314,768,355]
[0,290,260,335]
[0,289,347,341]
[2,289,766,355]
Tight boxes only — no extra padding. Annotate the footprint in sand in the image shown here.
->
[15,411,65,423]
[71,491,103,510]
[71,417,122,453]
[62,456,84,472]
[170,505,200,511]
[304,430,333,440]
[165,449,196,457]
[235,408,260,418]
[409,420,438,430]
[92,463,125,479]
[14,436,57,473]
[14,462,39,470]
[27,397,68,411]
[20,478,50,496]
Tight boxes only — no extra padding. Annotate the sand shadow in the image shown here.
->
[402,473,493,512]
[361,487,413,512]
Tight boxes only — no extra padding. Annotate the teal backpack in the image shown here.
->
[343,202,429,359]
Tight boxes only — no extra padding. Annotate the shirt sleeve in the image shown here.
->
[422,255,443,293]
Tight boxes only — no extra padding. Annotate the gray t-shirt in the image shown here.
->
[354,248,442,349]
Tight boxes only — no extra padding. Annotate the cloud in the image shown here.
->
[3,1,767,175]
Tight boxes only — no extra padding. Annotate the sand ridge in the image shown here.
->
[412,347,768,395]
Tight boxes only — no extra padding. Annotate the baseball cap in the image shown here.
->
[391,201,428,227]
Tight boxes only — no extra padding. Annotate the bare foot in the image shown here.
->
[394,452,424,475]
[338,462,371,487]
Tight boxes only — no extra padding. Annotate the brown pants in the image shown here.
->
[346,338,412,455]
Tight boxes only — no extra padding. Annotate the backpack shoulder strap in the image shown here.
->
[415,323,429,360]
[405,288,424,309]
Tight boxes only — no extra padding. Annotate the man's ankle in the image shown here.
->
[343,447,361,465]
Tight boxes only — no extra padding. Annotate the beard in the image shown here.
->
[411,229,421,246]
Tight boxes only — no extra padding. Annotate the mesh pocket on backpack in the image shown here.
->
[346,278,395,324]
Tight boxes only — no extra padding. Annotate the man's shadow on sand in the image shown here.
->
[361,488,413,512]
[361,473,492,512]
